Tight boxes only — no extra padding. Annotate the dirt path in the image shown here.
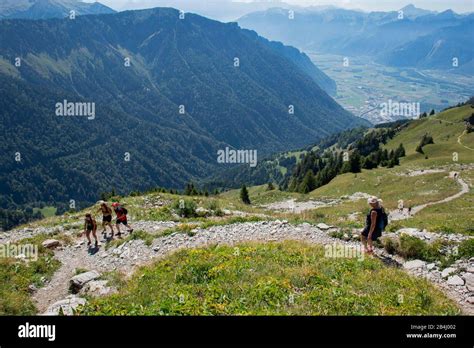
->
[23,219,473,315]
[261,192,371,213]
[390,176,470,221]
[32,221,342,313]
[458,130,474,151]
[428,117,473,151]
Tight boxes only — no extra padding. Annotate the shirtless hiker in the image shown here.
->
[98,202,115,237]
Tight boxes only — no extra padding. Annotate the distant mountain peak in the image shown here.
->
[439,9,455,15]
[401,4,417,10]
[0,0,115,20]
[399,4,434,17]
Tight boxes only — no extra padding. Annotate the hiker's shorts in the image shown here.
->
[116,218,128,225]
[361,227,382,241]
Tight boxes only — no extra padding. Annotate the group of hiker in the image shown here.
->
[83,202,133,247]
[397,200,412,216]
[82,195,389,253]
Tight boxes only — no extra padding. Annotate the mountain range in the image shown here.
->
[238,5,474,74]
[0,0,116,20]
[0,1,336,95]
[0,7,367,213]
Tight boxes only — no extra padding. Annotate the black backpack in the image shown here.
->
[115,206,128,215]
[380,208,389,229]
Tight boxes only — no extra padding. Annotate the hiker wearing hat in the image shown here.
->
[97,201,115,237]
[361,196,387,253]
[112,202,133,237]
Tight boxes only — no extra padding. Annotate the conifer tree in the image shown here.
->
[299,170,316,193]
[240,185,251,204]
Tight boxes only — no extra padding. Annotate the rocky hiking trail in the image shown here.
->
[261,192,372,213]
[261,168,470,222]
[1,167,472,315]
[3,218,473,315]
[389,173,469,221]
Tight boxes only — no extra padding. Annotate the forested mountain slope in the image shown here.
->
[0,7,366,219]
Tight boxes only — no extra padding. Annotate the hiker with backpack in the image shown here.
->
[83,213,99,247]
[360,196,388,254]
[97,202,115,237]
[379,199,389,224]
[112,202,133,237]
[397,199,404,213]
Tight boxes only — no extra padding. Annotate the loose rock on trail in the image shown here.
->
[261,192,371,213]
[3,219,471,315]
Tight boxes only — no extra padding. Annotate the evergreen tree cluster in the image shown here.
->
[419,109,436,119]
[287,151,344,193]
[183,182,216,197]
[465,114,474,134]
[0,208,43,231]
[362,143,405,169]
[286,129,406,194]
[415,134,435,154]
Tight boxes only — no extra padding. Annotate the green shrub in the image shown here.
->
[163,223,199,237]
[100,270,127,290]
[421,240,448,262]
[382,236,399,255]
[382,235,456,264]
[0,236,61,315]
[130,230,154,246]
[329,230,345,239]
[205,200,224,217]
[106,230,154,250]
[457,239,474,259]
[206,200,219,212]
[142,206,173,221]
[398,235,426,259]
[173,199,197,218]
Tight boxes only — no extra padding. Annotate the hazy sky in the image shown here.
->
[269,0,472,12]
[246,0,473,12]
[91,0,474,13]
